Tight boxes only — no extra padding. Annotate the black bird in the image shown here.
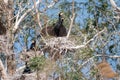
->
[54,12,67,37]
[23,62,31,74]
[29,40,36,50]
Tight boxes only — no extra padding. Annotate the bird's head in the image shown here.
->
[59,12,63,17]
[58,12,64,19]
[58,12,64,23]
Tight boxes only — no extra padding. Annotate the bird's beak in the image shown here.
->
[58,12,63,16]
[60,12,63,16]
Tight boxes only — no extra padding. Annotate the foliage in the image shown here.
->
[29,56,46,71]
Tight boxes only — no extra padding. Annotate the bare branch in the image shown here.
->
[33,0,42,29]
[13,0,41,33]
[109,0,120,11]
[77,56,95,71]
[110,0,117,8]
[13,0,58,33]
[65,28,106,49]
[96,54,120,58]
[48,1,55,8]
[0,59,8,80]
[67,0,75,38]
[109,0,120,22]
[67,13,75,38]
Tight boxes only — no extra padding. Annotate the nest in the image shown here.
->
[20,37,76,61]
[41,37,76,60]
[44,37,75,50]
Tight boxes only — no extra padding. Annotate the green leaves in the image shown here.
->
[29,56,46,71]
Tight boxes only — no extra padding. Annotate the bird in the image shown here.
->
[53,12,67,37]
[41,12,67,37]
[29,40,36,50]
[23,62,31,74]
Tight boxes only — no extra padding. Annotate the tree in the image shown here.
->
[0,0,120,80]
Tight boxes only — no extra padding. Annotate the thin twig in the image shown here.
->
[0,59,8,80]
[65,28,106,49]
[96,54,120,58]
[77,56,95,72]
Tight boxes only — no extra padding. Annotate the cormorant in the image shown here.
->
[41,12,67,37]
[29,40,36,50]
[53,12,67,37]
[23,62,31,74]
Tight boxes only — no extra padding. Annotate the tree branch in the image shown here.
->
[33,0,42,29]
[96,54,120,58]
[110,0,117,8]
[110,0,120,12]
[0,59,8,80]
[110,0,120,22]
[67,0,75,38]
[77,56,95,72]
[67,13,75,38]
[65,28,106,49]
[13,0,41,33]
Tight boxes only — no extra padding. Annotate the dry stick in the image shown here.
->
[45,20,50,36]
[0,59,8,80]
[110,0,120,22]
[33,0,42,29]
[77,56,95,72]
[66,13,75,38]
[67,0,75,38]
[96,54,120,58]
[63,28,106,49]
[110,0,117,8]
[32,0,47,44]
[110,0,120,12]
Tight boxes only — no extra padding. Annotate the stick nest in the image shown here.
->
[44,37,75,50]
